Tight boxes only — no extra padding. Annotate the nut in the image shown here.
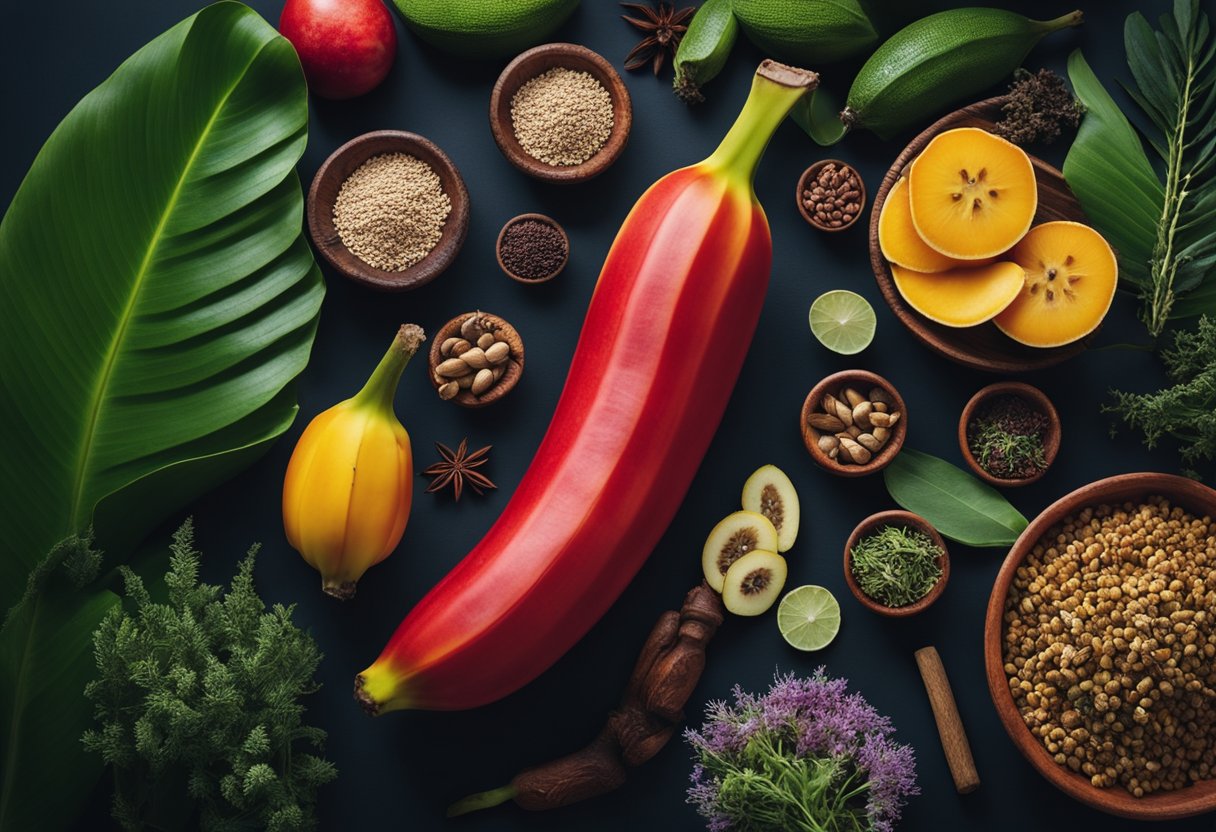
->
[846,424,862,439]
[437,381,460,400]
[818,435,840,454]
[457,373,475,389]
[872,426,890,443]
[461,347,490,370]
[436,357,470,378]
[440,337,464,357]
[844,388,866,408]
[477,332,495,350]
[471,368,495,396]
[870,411,900,428]
[873,401,888,413]
[857,432,882,452]
[485,341,511,365]
[809,413,846,432]
[852,401,873,429]
[838,436,872,465]
[869,387,892,406]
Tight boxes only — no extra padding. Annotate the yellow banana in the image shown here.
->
[283,324,425,599]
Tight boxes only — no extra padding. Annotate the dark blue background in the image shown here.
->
[5,0,1215,829]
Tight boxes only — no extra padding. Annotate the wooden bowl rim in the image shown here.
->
[489,43,632,184]
[868,96,1091,373]
[843,509,950,617]
[796,159,866,233]
[495,213,570,283]
[306,130,470,292]
[427,312,525,408]
[957,381,1062,488]
[800,370,907,478]
[984,472,1216,819]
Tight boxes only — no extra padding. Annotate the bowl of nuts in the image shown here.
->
[796,159,865,232]
[984,472,1216,819]
[801,370,906,477]
[429,311,524,408]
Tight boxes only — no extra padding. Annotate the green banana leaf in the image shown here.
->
[0,538,119,832]
[0,1,323,613]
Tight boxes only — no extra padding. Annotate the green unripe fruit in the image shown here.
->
[673,0,738,104]
[392,0,581,59]
[732,0,876,65]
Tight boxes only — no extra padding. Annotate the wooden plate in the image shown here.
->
[869,98,1091,373]
[984,473,1216,819]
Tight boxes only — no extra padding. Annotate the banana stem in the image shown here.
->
[705,60,819,185]
[352,324,425,412]
[446,785,517,817]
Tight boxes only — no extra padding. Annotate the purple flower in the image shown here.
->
[685,669,918,831]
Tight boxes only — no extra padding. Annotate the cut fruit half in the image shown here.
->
[701,510,779,593]
[809,290,876,355]
[879,177,993,273]
[777,585,840,651]
[996,221,1118,348]
[722,550,787,616]
[741,465,800,552]
[892,261,1025,328]
[908,127,1037,260]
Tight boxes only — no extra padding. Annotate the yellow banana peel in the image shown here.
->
[283,324,425,599]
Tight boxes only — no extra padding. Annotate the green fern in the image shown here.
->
[82,520,336,830]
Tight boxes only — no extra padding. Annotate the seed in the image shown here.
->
[471,368,496,395]
[499,218,569,281]
[456,373,475,389]
[844,388,866,408]
[857,433,883,452]
[838,437,871,465]
[852,401,873,429]
[846,424,862,439]
[477,333,495,349]
[440,337,463,357]
[491,365,506,382]
[461,348,490,370]
[510,68,614,167]
[485,342,511,364]
[872,426,890,442]
[437,381,460,400]
[873,402,888,413]
[818,435,840,453]
[436,357,471,378]
[808,413,846,432]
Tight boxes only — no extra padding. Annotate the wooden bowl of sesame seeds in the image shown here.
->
[307,130,470,292]
[489,43,632,184]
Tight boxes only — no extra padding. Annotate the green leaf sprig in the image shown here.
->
[82,521,336,831]
[883,449,1028,547]
[849,525,943,607]
[1064,0,1216,337]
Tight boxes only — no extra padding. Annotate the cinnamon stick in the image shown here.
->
[914,645,980,794]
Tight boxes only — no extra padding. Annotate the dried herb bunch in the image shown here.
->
[1106,315,1216,467]
[621,2,695,75]
[993,68,1082,145]
[82,521,336,831]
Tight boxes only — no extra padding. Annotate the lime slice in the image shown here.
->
[777,585,841,651]
[809,290,876,355]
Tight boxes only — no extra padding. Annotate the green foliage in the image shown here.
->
[1106,316,1216,468]
[883,449,1028,547]
[1064,0,1216,336]
[82,521,336,831]
[0,0,322,614]
[849,526,943,608]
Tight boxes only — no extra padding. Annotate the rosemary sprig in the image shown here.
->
[849,526,943,608]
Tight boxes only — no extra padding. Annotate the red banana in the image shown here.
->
[356,61,818,713]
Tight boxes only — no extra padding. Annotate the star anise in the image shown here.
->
[621,1,695,76]
[422,439,496,501]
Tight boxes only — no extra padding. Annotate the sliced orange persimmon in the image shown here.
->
[892,261,1025,328]
[908,127,1037,260]
[995,221,1118,348]
[879,177,994,273]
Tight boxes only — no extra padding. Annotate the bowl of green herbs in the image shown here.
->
[959,381,1061,487]
[843,510,949,617]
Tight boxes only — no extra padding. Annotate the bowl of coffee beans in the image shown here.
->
[797,160,865,232]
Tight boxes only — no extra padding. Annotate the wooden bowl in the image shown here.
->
[489,43,632,184]
[843,510,950,617]
[428,312,524,408]
[958,381,1061,488]
[869,97,1092,373]
[800,370,907,477]
[496,213,569,283]
[984,473,1216,819]
[307,130,470,292]
[797,159,866,232]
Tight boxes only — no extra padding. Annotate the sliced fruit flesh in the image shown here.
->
[908,128,1037,260]
[741,465,800,552]
[892,261,1025,327]
[996,221,1118,347]
[777,585,841,651]
[701,510,778,593]
[808,290,876,355]
[722,550,787,616]
[879,177,991,273]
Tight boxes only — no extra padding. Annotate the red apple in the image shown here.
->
[279,0,397,100]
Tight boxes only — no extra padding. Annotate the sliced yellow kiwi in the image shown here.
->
[701,510,778,593]
[741,465,800,553]
[722,550,788,616]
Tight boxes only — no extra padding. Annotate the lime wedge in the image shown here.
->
[777,585,841,651]
[809,290,876,355]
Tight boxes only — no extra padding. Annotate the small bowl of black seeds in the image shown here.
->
[496,213,570,284]
[958,381,1061,487]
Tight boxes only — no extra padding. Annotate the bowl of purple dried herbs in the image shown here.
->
[958,381,1060,487]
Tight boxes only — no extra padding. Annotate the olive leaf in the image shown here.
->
[1064,0,1216,336]
[883,449,1029,547]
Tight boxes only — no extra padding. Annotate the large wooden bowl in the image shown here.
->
[489,43,631,184]
[869,98,1091,373]
[308,131,469,292]
[984,473,1216,819]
